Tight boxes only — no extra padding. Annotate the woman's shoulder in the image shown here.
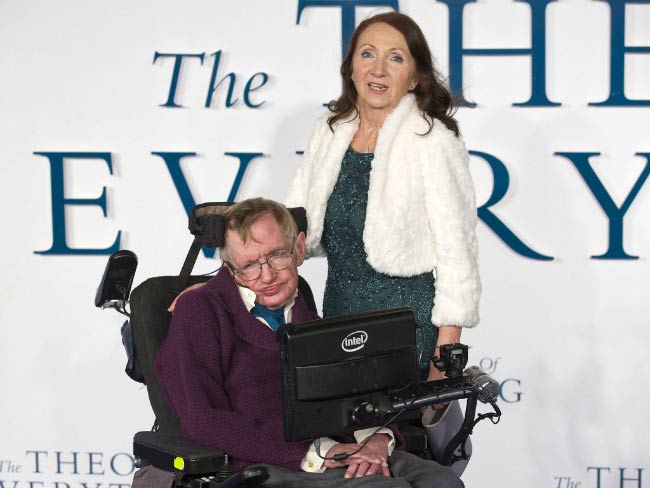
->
[407,115,466,153]
[301,110,358,166]
[304,112,336,147]
[312,110,360,136]
[313,111,330,130]
[393,115,469,175]
[391,97,459,141]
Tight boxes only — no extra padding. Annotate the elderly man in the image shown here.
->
[155,198,463,487]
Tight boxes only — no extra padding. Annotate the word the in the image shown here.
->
[153,51,269,109]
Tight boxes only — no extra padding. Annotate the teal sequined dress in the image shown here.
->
[322,147,438,378]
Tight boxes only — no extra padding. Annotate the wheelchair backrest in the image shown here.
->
[130,275,210,434]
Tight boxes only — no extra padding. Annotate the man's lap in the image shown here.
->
[261,451,464,488]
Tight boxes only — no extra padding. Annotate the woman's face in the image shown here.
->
[351,22,417,120]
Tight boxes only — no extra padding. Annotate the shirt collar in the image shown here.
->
[238,285,298,327]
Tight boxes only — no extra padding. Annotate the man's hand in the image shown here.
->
[323,434,391,478]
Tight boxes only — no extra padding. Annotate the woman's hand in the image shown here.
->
[167,283,207,312]
[425,363,449,411]
[323,434,391,478]
[426,325,462,409]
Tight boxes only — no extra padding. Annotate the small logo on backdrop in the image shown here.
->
[342,330,368,352]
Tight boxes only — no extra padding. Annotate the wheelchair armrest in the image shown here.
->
[134,431,225,475]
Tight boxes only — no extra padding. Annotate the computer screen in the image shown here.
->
[277,307,419,441]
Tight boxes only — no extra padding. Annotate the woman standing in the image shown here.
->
[286,12,480,382]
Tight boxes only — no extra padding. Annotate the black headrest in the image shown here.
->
[188,202,308,249]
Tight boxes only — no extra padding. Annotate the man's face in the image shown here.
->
[226,213,305,310]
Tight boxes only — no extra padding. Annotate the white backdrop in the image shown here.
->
[1,1,649,487]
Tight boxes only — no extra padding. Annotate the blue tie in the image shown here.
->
[251,303,286,331]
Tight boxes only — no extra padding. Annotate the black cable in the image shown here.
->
[112,283,131,317]
[313,379,501,464]
[314,394,420,462]
[449,436,470,465]
[115,302,130,318]
[198,266,221,277]
[466,400,501,431]
[444,397,501,465]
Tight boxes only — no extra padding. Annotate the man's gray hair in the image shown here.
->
[220,198,298,263]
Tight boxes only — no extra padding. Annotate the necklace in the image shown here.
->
[360,126,379,153]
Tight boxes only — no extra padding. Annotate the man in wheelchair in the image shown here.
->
[154,197,464,487]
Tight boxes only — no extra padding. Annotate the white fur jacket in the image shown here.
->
[286,94,480,328]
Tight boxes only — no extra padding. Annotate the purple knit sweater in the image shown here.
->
[154,267,319,471]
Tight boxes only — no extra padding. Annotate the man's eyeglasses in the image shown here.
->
[227,249,295,281]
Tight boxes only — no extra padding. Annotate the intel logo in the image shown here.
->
[342,331,368,352]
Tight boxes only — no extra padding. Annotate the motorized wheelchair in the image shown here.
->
[95,202,501,488]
